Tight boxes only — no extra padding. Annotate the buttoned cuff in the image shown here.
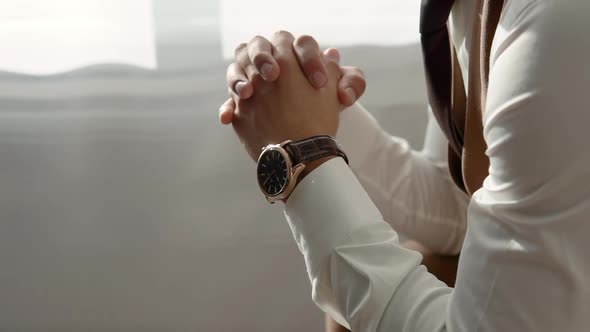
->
[284,157,384,278]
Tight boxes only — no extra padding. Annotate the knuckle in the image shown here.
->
[294,34,319,49]
[351,67,365,78]
[248,35,267,47]
[251,52,271,67]
[323,48,341,63]
[356,79,367,92]
[226,70,245,92]
[323,52,340,65]
[323,56,339,67]
[273,30,294,41]
[342,66,366,81]
[342,72,366,94]
[234,42,247,57]
[324,47,340,56]
[353,73,367,90]
[225,63,237,80]
[226,62,241,77]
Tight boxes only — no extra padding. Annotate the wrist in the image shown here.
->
[298,156,335,183]
[256,136,347,204]
[283,155,335,203]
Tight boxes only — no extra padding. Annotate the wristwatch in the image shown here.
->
[256,135,348,203]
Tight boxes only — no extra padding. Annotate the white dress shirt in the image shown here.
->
[284,0,590,330]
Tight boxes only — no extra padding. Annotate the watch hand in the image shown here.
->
[264,170,276,186]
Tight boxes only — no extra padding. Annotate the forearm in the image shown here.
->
[285,158,451,331]
[337,104,469,254]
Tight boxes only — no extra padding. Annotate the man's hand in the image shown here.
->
[219,33,366,125]
[228,31,344,161]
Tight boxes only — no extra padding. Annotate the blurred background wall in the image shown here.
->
[0,0,427,330]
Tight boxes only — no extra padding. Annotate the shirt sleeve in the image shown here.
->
[285,1,590,332]
[285,1,590,331]
[336,103,469,254]
[447,1,590,330]
[284,158,452,331]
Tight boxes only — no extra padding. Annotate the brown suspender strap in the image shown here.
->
[448,44,467,193]
[420,0,464,157]
[448,0,505,195]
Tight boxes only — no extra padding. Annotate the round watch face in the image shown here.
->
[257,148,290,196]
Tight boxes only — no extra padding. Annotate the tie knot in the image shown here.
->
[420,0,456,35]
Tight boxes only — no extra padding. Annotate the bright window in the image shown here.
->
[0,0,156,75]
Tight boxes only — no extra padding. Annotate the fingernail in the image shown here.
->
[235,81,247,98]
[326,54,339,63]
[260,63,273,80]
[313,72,327,87]
[325,49,340,63]
[345,88,356,102]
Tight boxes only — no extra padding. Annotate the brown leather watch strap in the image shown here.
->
[284,135,348,166]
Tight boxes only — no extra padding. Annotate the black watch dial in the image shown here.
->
[257,149,290,196]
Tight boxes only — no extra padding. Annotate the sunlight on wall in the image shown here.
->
[0,0,156,75]
[221,0,420,58]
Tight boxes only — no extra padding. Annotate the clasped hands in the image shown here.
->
[220,31,366,162]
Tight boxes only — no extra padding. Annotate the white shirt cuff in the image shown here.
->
[284,157,387,278]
